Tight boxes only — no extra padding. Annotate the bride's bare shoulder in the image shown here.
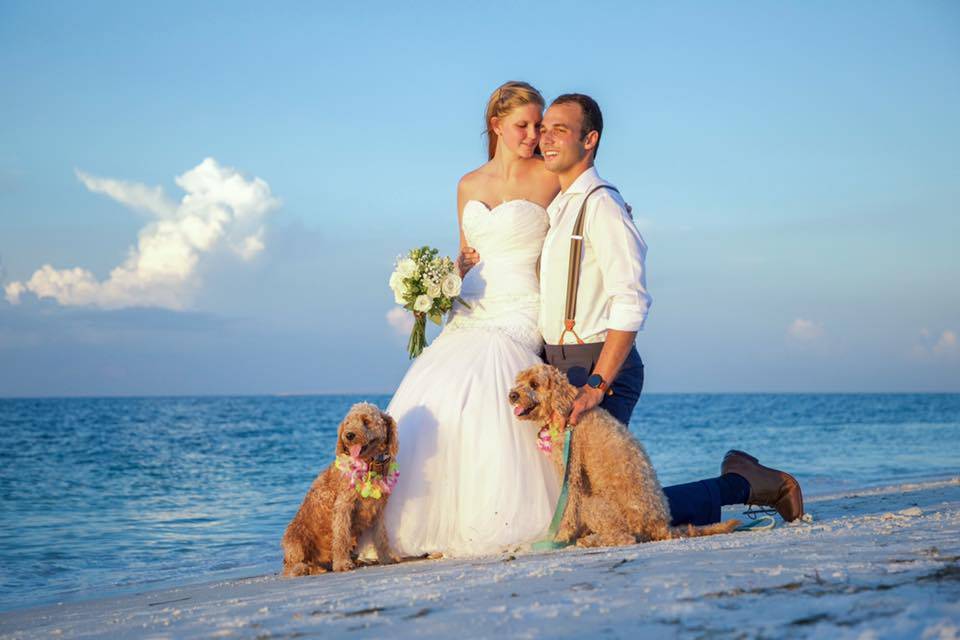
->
[523,157,561,198]
[458,163,496,199]
[523,155,550,175]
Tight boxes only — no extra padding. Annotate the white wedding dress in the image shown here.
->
[378,199,559,557]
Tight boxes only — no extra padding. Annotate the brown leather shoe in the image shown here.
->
[721,450,804,522]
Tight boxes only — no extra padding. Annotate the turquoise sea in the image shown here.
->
[1,393,958,612]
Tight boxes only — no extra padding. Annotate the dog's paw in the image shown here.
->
[577,532,635,548]
[332,559,356,572]
[576,534,603,548]
[283,562,310,577]
[555,525,577,543]
[605,533,636,547]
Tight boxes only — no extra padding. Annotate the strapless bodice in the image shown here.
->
[441,199,549,352]
[459,199,548,301]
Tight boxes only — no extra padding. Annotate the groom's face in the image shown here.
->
[540,102,590,174]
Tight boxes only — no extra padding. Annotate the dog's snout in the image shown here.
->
[508,390,519,403]
[345,432,356,441]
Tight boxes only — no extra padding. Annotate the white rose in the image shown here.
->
[413,294,432,313]
[398,258,418,278]
[441,273,462,297]
[426,281,442,298]
[388,270,402,292]
[393,285,408,305]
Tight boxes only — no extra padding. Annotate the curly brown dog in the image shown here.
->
[282,402,400,575]
[509,364,739,547]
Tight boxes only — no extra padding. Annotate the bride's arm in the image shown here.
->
[456,175,479,277]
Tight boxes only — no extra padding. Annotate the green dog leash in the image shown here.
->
[531,429,574,551]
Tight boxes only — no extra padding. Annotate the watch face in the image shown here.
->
[587,373,603,389]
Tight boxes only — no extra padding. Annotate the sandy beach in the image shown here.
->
[2,477,958,639]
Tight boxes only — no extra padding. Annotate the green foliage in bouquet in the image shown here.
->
[389,246,470,358]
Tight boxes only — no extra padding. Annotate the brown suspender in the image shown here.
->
[557,184,621,346]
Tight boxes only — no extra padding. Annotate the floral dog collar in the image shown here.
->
[335,446,400,500]
[537,415,566,454]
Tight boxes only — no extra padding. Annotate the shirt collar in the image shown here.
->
[562,165,603,195]
[547,165,603,215]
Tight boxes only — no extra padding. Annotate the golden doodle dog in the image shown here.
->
[509,364,739,547]
[282,402,400,575]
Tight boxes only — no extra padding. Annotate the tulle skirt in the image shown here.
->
[377,317,559,557]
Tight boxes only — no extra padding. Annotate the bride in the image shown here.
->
[375,81,561,557]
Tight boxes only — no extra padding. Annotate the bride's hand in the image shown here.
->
[458,247,480,277]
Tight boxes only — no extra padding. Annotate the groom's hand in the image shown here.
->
[568,386,605,426]
[458,247,480,277]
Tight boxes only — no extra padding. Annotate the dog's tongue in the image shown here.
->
[513,405,525,417]
[349,445,362,458]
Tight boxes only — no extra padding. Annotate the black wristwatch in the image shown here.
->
[587,373,612,395]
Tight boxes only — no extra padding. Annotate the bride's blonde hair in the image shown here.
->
[484,81,545,160]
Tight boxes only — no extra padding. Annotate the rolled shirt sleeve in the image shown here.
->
[584,192,652,332]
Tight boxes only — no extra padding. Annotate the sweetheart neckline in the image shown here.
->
[464,198,548,214]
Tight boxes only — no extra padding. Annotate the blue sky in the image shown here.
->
[1,1,958,395]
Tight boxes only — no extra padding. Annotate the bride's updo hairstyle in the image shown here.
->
[485,81,545,160]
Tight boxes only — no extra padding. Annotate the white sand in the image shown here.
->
[2,477,958,639]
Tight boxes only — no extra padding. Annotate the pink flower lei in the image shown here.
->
[537,418,565,454]
[334,446,400,500]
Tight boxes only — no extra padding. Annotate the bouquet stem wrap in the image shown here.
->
[407,313,428,359]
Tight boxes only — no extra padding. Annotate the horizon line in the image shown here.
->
[2,390,959,401]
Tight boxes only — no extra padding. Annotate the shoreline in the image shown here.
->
[4,392,959,401]
[2,471,954,615]
[2,477,958,638]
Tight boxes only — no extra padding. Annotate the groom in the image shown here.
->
[535,93,804,525]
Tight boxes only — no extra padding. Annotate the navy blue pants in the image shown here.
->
[543,344,724,526]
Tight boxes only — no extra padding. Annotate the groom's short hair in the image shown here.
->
[551,93,603,157]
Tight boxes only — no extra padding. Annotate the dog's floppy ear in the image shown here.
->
[545,364,577,417]
[336,415,350,455]
[382,411,399,459]
[542,364,568,393]
[531,364,550,395]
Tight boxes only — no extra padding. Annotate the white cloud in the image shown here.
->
[3,281,25,304]
[933,330,958,356]
[5,158,279,310]
[75,170,177,218]
[386,307,414,335]
[236,228,265,261]
[787,318,824,341]
[909,328,958,361]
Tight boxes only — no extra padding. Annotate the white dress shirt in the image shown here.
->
[539,166,651,345]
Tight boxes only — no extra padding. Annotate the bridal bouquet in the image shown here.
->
[389,246,468,358]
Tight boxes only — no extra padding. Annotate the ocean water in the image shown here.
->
[0,393,958,613]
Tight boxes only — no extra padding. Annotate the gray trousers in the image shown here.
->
[542,343,644,425]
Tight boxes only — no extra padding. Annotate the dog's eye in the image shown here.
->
[529,381,539,390]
